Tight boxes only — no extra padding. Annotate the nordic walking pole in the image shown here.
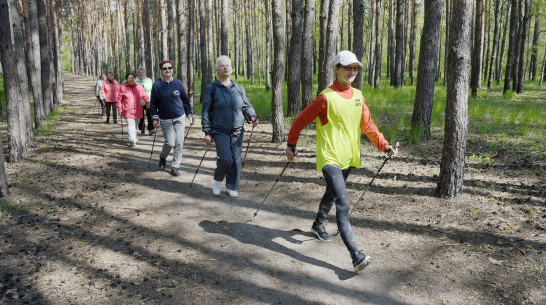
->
[241,124,255,169]
[253,161,290,217]
[183,126,191,143]
[120,113,124,140]
[147,131,157,168]
[140,109,146,141]
[190,145,211,187]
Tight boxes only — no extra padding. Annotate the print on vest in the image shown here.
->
[354,98,362,107]
[173,90,180,96]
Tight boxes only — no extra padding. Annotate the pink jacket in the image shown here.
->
[101,79,120,102]
[116,83,150,119]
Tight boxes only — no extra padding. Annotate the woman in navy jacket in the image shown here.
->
[150,59,194,176]
[202,55,258,197]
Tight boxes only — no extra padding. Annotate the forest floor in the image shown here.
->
[0,73,545,305]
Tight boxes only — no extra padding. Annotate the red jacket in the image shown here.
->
[101,79,120,102]
[117,83,150,119]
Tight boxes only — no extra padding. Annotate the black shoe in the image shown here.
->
[113,121,118,124]
[311,223,331,242]
[352,251,372,272]
[170,168,180,176]
[106,119,110,124]
[159,157,166,170]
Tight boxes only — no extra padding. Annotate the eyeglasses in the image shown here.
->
[341,66,359,72]
[162,66,173,71]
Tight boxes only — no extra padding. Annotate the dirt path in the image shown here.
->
[1,73,544,304]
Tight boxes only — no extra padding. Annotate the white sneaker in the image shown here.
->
[227,188,238,198]
[212,180,222,195]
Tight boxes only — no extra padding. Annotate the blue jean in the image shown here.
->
[160,116,186,168]
[212,128,244,190]
[315,164,358,255]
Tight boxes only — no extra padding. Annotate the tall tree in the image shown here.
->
[318,0,341,93]
[0,0,34,162]
[528,12,539,80]
[393,0,405,87]
[37,0,53,114]
[220,0,229,55]
[264,0,272,90]
[408,0,417,85]
[367,0,376,85]
[159,0,168,59]
[271,0,285,143]
[144,0,154,77]
[373,0,383,87]
[487,0,501,90]
[245,0,255,84]
[503,0,518,93]
[470,0,485,97]
[497,1,509,83]
[301,0,315,108]
[167,0,175,61]
[187,0,195,109]
[176,0,187,87]
[287,0,303,115]
[515,0,528,93]
[0,133,7,197]
[199,0,210,102]
[410,0,444,141]
[353,0,365,90]
[436,0,473,199]
[540,44,546,86]
[23,0,44,128]
[388,0,394,80]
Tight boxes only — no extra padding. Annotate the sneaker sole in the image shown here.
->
[354,256,372,272]
[311,227,331,242]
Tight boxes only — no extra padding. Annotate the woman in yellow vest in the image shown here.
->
[286,50,398,272]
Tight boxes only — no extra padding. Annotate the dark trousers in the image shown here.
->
[212,129,244,191]
[315,164,358,255]
[97,97,106,117]
[105,102,117,122]
[138,108,155,132]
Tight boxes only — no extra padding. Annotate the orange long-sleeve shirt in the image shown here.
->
[287,80,389,152]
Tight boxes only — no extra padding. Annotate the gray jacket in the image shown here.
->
[201,80,256,134]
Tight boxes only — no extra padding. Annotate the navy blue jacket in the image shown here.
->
[202,80,256,134]
[150,77,192,120]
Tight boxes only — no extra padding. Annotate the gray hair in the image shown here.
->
[137,66,146,73]
[215,55,232,70]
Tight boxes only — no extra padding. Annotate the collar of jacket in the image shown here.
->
[160,76,174,83]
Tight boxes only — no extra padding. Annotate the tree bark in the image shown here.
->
[0,0,34,162]
[301,0,315,108]
[408,0,417,86]
[233,0,238,78]
[318,0,341,93]
[528,13,539,80]
[373,0,383,87]
[503,0,518,93]
[245,0,254,84]
[220,0,229,55]
[367,0,376,86]
[23,0,44,128]
[470,0,484,96]
[287,0,303,115]
[177,0,187,87]
[0,134,8,197]
[393,0,405,87]
[515,0,528,93]
[436,0,472,199]
[199,0,210,102]
[167,0,175,61]
[352,0,365,90]
[411,0,443,141]
[264,0,272,90]
[388,0,394,81]
[540,44,546,86]
[37,0,53,114]
[271,0,285,143]
[497,1,509,83]
[187,0,195,109]
[487,0,501,90]
[207,0,213,80]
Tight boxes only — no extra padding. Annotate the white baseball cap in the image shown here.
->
[333,50,363,67]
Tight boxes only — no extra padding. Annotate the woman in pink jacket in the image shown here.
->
[101,72,120,124]
[117,72,150,147]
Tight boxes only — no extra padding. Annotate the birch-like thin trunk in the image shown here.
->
[271,0,285,143]
[287,0,303,115]
[301,0,315,107]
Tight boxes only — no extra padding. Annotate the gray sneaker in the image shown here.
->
[352,251,372,272]
[311,223,331,242]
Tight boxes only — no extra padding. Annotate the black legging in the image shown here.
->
[138,108,155,132]
[314,164,358,254]
[105,102,117,122]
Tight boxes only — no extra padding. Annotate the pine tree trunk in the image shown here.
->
[0,0,34,162]
[220,0,229,56]
[233,0,238,78]
[352,0,365,90]
[199,0,209,102]
[167,0,175,61]
[301,0,315,108]
[287,0,303,115]
[124,0,131,72]
[408,0,417,86]
[503,0,518,93]
[487,0,500,90]
[388,0,394,81]
[318,0,330,93]
[318,0,341,93]
[373,0,383,87]
[443,0,450,84]
[271,0,285,143]
[245,0,254,84]
[470,0,484,97]
[436,0,472,199]
[49,0,61,107]
[411,0,443,141]
[516,0,528,93]
[528,14,539,80]
[159,0,168,59]
[187,0,195,109]
[0,134,8,197]
[144,0,154,77]
[347,0,352,50]
[53,0,63,102]
[483,0,491,81]
[393,0,405,87]
[37,0,53,114]
[367,0,376,86]
[264,0,272,90]
[23,0,44,128]
[497,1,509,83]
[540,44,546,86]
[177,0,187,87]
[206,0,214,80]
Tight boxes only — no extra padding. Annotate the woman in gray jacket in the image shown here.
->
[202,56,258,197]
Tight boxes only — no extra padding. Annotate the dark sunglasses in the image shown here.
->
[162,66,173,71]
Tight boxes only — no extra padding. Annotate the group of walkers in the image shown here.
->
[93,51,399,273]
